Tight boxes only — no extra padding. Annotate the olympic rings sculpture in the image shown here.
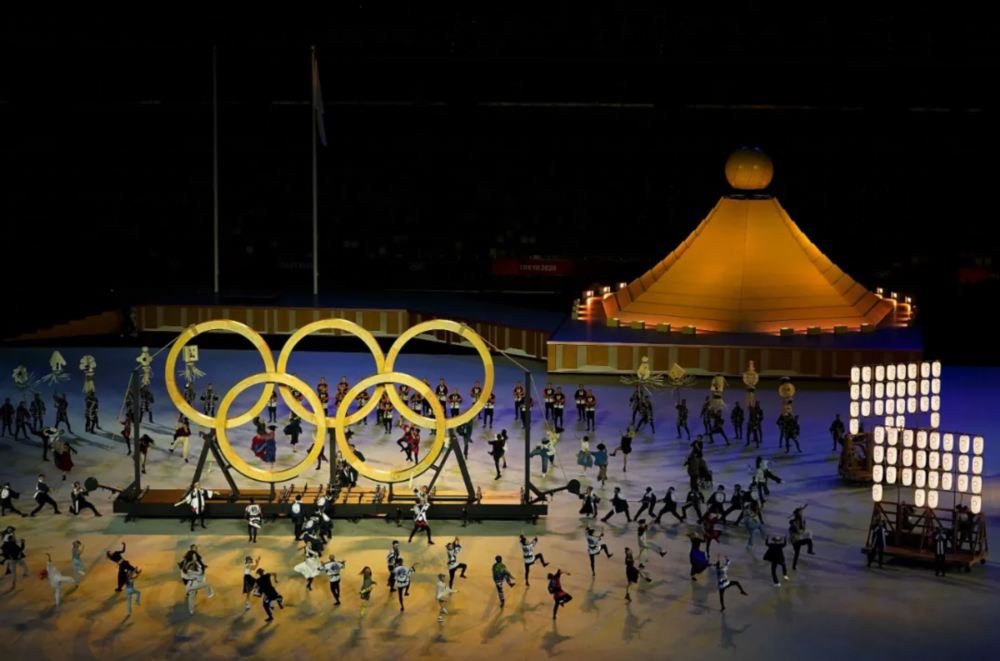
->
[164,318,495,484]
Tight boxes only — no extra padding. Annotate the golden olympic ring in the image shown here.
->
[164,320,276,429]
[275,319,386,426]
[215,373,327,483]
[383,320,495,430]
[336,372,447,484]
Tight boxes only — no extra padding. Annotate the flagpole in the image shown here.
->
[311,45,319,298]
[212,46,220,295]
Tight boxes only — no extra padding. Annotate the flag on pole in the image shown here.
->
[312,53,327,147]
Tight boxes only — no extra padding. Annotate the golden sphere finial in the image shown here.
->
[725,147,773,190]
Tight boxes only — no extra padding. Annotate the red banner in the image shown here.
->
[492,259,575,276]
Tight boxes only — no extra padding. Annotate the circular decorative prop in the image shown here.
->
[275,318,386,425]
[725,147,774,190]
[165,320,276,428]
[335,372,447,484]
[215,372,326,483]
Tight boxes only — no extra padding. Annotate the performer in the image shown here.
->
[123,565,142,615]
[12,401,30,440]
[252,425,277,469]
[776,412,790,448]
[601,487,632,524]
[789,505,815,570]
[482,392,496,428]
[637,519,667,562]
[242,556,260,610]
[743,499,767,549]
[290,495,306,540]
[933,526,949,577]
[354,388,370,425]
[44,553,77,607]
[334,376,348,399]
[623,548,651,602]
[829,413,845,451]
[492,555,516,608]
[688,532,710,581]
[133,433,153,474]
[721,485,745,524]
[593,443,609,487]
[708,409,729,445]
[628,385,644,425]
[200,384,219,416]
[457,420,474,459]
[530,434,557,476]
[53,393,72,433]
[358,566,375,618]
[519,532,550,585]
[585,526,614,575]
[552,387,566,428]
[267,392,278,423]
[431,575,458,623]
[574,384,587,422]
[293,544,323,592]
[1,482,23,517]
[167,414,190,462]
[785,415,802,453]
[386,540,402,592]
[380,396,394,434]
[1,530,29,586]
[547,569,572,620]
[699,396,712,435]
[181,558,217,615]
[746,403,761,447]
[174,482,216,531]
[447,387,463,419]
[70,540,87,583]
[446,537,467,588]
[680,487,704,522]
[30,474,60,516]
[393,559,418,611]
[254,568,284,622]
[716,558,747,612]
[731,402,744,440]
[578,485,600,518]
[743,361,759,407]
[584,389,597,431]
[511,381,525,418]
[764,535,790,586]
[106,542,133,592]
[435,379,449,418]
[284,413,303,452]
[706,485,727,521]
[0,398,13,437]
[321,554,346,604]
[245,498,262,543]
[319,390,330,420]
[635,487,657,519]
[610,427,635,472]
[542,382,556,421]
[70,481,100,517]
[868,516,888,569]
[576,435,593,471]
[29,394,46,431]
[82,392,99,434]
[519,394,535,428]
[407,501,434,545]
[703,512,722,558]
[654,486,684,524]
[183,381,197,407]
[633,396,653,434]
[139,384,154,423]
[487,432,506,480]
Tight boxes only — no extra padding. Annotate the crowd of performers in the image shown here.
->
[0,370,977,627]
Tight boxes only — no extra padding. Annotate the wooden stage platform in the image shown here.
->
[113,486,548,523]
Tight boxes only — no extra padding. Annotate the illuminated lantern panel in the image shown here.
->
[921,362,931,379]
[874,426,885,444]
[873,465,884,483]
[958,475,969,493]
[932,361,942,378]
[915,469,926,488]
[973,457,983,475]
[886,447,898,465]
[851,385,860,401]
[876,365,885,381]
[920,380,930,396]
[916,431,928,449]
[943,434,954,452]
[896,398,906,414]
[931,396,941,412]
[872,484,883,502]
[873,446,885,464]
[903,430,914,447]
[971,495,981,514]
[886,467,897,484]
[863,366,872,383]
[958,455,969,473]
[932,378,941,394]
[928,490,939,508]
[887,382,897,398]
[907,398,917,414]
[887,429,899,446]
[941,473,953,491]
[942,453,953,471]
[887,365,897,380]
[849,419,860,435]
[861,401,871,417]
[851,367,861,384]
[907,381,918,397]
[908,363,918,380]
[929,432,941,450]
[974,436,984,455]
[902,468,913,486]
[903,449,914,467]
[930,412,941,428]
[895,415,906,428]
[920,396,929,412]
[914,488,925,507]
[862,384,872,400]
[897,364,907,379]
[850,402,860,418]
[972,476,982,494]
[959,435,971,454]
[875,400,885,416]
[928,471,939,489]
[886,399,896,415]
[885,416,894,428]
[916,450,927,468]
[929,452,940,470]
[875,383,885,399]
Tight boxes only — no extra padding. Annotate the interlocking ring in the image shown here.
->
[164,320,276,428]
[215,373,327,483]
[336,372,447,483]
[163,317,494,485]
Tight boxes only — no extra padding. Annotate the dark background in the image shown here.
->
[3,4,999,362]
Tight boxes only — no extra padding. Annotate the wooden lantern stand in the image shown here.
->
[838,432,874,483]
[861,501,989,572]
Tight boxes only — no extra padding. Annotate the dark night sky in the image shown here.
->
[3,5,1000,359]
